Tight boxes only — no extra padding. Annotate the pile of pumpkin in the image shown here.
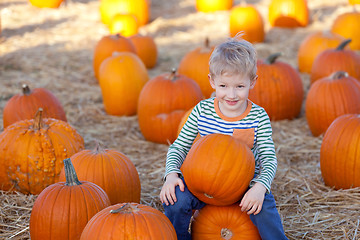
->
[2,0,360,239]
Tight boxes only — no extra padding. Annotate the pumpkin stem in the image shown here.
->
[205,37,209,48]
[93,141,106,154]
[204,193,214,199]
[330,71,349,80]
[336,39,351,51]
[22,84,31,95]
[169,68,177,81]
[33,108,44,130]
[264,53,282,64]
[64,158,82,186]
[221,228,233,240]
[110,203,139,214]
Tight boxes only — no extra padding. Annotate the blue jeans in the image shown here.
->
[163,180,288,240]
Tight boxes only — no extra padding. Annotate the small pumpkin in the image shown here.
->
[129,34,158,69]
[195,0,233,12]
[137,68,203,144]
[178,38,215,98]
[29,0,64,8]
[99,52,148,116]
[331,11,360,50]
[80,203,177,240]
[268,0,309,28]
[108,13,139,37]
[0,109,84,194]
[310,39,360,84]
[59,143,141,205]
[305,71,360,136]
[229,4,265,43]
[30,158,111,240]
[181,134,255,206]
[249,53,304,121]
[320,114,360,189]
[3,84,67,128]
[297,31,346,73]
[191,204,261,240]
[93,34,136,81]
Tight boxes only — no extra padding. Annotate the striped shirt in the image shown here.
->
[165,97,277,193]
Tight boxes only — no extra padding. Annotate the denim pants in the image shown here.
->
[163,180,288,240]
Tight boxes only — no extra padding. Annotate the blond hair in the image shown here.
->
[209,34,257,80]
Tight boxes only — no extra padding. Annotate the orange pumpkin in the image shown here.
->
[305,71,360,137]
[59,143,141,205]
[3,84,67,128]
[100,0,149,26]
[310,39,360,84]
[30,158,111,240]
[195,0,233,12]
[137,68,203,144]
[297,31,346,73]
[129,34,158,69]
[268,0,309,28]
[99,52,148,116]
[80,203,177,240]
[181,134,255,205]
[249,53,304,121]
[191,204,261,240]
[331,11,360,50]
[0,109,84,194]
[229,4,265,43]
[29,0,64,8]
[108,13,139,37]
[320,114,360,189]
[93,34,136,81]
[178,38,214,98]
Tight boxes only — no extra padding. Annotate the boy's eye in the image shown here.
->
[237,85,244,88]
[219,85,226,87]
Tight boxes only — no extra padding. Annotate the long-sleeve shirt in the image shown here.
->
[165,97,277,193]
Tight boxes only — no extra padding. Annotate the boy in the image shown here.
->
[160,36,288,240]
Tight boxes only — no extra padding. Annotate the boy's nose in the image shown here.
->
[227,88,236,98]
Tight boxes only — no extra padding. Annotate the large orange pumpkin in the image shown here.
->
[30,158,111,240]
[138,69,203,144]
[29,0,64,8]
[268,0,309,28]
[331,11,360,50]
[59,143,141,205]
[297,31,346,73]
[0,109,84,194]
[129,34,158,69]
[320,114,360,189]
[99,52,148,116]
[181,134,255,206]
[310,39,360,84]
[3,84,67,128]
[249,53,304,121]
[305,71,360,137]
[195,0,233,12]
[178,38,214,98]
[191,204,261,240]
[80,203,177,240]
[229,4,265,43]
[100,0,150,26]
[93,34,136,81]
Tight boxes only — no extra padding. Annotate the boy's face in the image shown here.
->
[209,73,257,117]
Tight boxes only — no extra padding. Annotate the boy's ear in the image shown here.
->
[250,75,258,89]
[208,74,215,89]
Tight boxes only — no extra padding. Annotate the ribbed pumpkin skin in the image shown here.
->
[99,52,148,116]
[181,134,255,206]
[305,72,360,137]
[3,85,67,128]
[191,204,261,240]
[0,114,84,194]
[310,42,360,84]
[80,203,177,240]
[297,31,345,73]
[331,12,360,50]
[93,34,136,81]
[29,0,64,8]
[320,114,360,190]
[100,0,149,26]
[196,0,233,12]
[178,40,214,98]
[229,5,264,43]
[268,0,309,28]
[249,55,304,121]
[59,147,141,205]
[137,70,203,144]
[129,34,158,69]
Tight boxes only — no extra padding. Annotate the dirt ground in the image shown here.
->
[1,0,360,239]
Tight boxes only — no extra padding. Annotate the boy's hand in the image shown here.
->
[239,182,267,215]
[160,173,185,206]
